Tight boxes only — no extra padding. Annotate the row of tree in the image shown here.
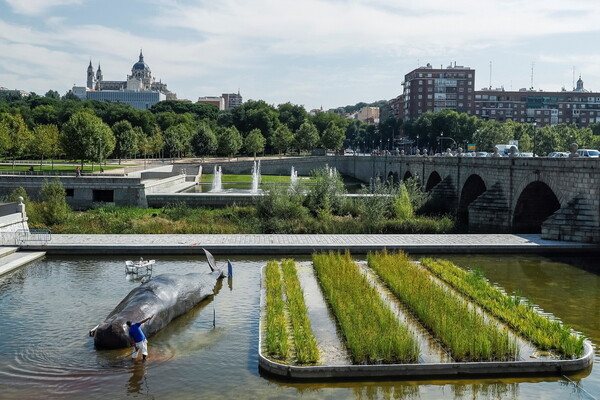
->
[402,110,600,154]
[0,92,360,164]
[2,90,599,164]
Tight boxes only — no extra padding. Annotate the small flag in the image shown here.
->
[227,260,233,278]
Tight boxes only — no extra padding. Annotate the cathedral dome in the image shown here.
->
[132,50,150,72]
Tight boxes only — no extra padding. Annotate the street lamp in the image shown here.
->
[416,134,419,154]
[532,122,537,156]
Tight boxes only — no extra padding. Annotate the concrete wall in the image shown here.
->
[0,201,29,245]
[0,176,147,209]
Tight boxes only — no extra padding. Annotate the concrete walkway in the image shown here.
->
[21,233,599,255]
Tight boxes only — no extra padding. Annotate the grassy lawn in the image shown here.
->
[0,164,122,172]
[200,174,313,184]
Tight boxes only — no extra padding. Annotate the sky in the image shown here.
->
[1,0,600,111]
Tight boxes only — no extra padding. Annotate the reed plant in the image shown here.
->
[280,259,319,363]
[420,258,585,358]
[312,252,419,364]
[264,261,289,360]
[368,251,517,362]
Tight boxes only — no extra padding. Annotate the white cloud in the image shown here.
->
[4,0,83,16]
[2,0,600,108]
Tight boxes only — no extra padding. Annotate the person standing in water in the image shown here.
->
[127,316,153,361]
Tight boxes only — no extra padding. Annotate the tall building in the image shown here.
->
[402,63,475,120]
[222,91,243,110]
[73,50,176,110]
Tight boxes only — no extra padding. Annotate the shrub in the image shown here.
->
[304,166,348,215]
[37,179,71,226]
[393,183,414,220]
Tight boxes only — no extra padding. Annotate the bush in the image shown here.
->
[255,184,308,221]
[4,186,30,203]
[38,179,71,226]
[304,166,348,215]
[393,183,414,220]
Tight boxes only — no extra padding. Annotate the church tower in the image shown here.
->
[576,75,584,91]
[96,63,103,89]
[86,60,95,89]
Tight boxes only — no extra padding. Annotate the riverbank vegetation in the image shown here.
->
[368,251,517,362]
[263,260,319,364]
[264,261,289,360]
[280,259,319,363]
[8,168,456,234]
[312,252,420,364]
[420,258,585,358]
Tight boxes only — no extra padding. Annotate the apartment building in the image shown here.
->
[401,63,476,120]
[475,77,600,127]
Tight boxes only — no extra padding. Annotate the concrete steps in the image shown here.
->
[0,247,45,277]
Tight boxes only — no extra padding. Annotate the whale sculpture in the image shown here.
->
[92,250,229,349]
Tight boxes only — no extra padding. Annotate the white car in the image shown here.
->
[548,152,569,158]
[577,149,600,158]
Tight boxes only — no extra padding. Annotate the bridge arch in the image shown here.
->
[402,171,413,182]
[425,171,442,192]
[458,174,487,223]
[513,181,560,233]
[387,171,399,184]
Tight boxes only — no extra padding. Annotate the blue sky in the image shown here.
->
[1,0,600,111]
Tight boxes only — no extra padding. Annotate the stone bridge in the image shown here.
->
[191,155,600,243]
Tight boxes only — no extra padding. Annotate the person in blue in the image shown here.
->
[126,316,153,361]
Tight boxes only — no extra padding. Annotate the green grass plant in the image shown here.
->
[368,251,517,362]
[312,252,419,364]
[264,261,289,360]
[200,174,312,184]
[420,258,585,358]
[280,259,319,363]
[0,164,121,172]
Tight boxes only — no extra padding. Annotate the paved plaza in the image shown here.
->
[24,233,598,255]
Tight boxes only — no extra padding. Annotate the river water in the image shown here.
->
[0,253,598,400]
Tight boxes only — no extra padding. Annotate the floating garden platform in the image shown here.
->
[258,252,594,380]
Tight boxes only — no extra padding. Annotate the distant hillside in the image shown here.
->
[329,100,388,114]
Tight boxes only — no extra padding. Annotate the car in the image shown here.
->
[577,149,600,158]
[548,151,569,158]
[518,152,535,157]
[344,148,354,155]
[475,152,489,157]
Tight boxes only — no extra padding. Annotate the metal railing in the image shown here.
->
[16,229,52,245]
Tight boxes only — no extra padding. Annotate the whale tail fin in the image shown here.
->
[203,248,232,278]
[203,248,218,272]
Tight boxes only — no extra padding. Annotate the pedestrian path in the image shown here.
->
[20,233,598,255]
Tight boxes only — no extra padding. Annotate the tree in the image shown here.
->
[320,121,345,150]
[0,113,33,168]
[60,110,115,167]
[191,121,218,157]
[271,125,294,155]
[244,128,266,159]
[148,125,164,158]
[32,105,59,126]
[44,90,61,99]
[164,123,192,159]
[29,124,60,169]
[217,126,243,158]
[294,121,319,153]
[111,120,137,164]
[278,102,308,132]
[472,121,512,152]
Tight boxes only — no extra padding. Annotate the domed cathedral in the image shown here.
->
[86,50,176,100]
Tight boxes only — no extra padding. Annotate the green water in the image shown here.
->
[0,253,598,399]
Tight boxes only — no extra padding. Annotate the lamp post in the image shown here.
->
[416,134,419,154]
[532,122,537,156]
